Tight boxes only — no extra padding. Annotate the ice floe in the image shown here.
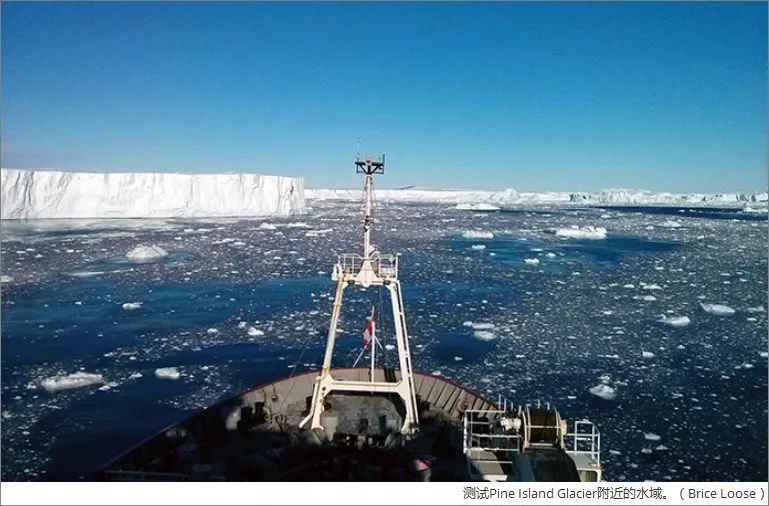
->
[524,258,540,265]
[461,230,494,239]
[154,367,181,380]
[554,226,607,240]
[658,316,691,327]
[589,384,617,400]
[700,303,735,316]
[125,245,168,263]
[40,372,104,392]
[122,302,143,310]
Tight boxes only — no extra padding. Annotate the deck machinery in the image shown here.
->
[98,155,602,482]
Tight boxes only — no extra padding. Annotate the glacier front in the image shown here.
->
[0,169,306,219]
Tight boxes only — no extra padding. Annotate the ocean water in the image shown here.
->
[1,202,766,481]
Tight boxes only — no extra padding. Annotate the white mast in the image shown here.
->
[300,154,420,434]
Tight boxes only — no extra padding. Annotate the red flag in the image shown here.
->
[362,305,376,347]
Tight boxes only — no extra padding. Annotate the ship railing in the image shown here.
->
[102,470,191,481]
[462,408,522,457]
[334,253,398,280]
[564,419,601,464]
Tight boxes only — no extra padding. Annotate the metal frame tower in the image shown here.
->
[300,154,420,434]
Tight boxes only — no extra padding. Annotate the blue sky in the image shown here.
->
[1,2,766,192]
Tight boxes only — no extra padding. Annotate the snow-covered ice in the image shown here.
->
[658,316,691,327]
[154,367,181,380]
[125,245,168,262]
[1,169,306,219]
[700,303,736,316]
[461,230,494,239]
[589,384,617,401]
[554,226,607,240]
[40,372,104,392]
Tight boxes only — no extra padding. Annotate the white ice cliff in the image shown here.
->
[0,169,306,219]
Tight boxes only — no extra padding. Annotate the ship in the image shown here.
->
[98,155,603,482]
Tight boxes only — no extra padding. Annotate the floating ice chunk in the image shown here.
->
[384,344,395,351]
[661,220,682,228]
[642,351,655,359]
[125,245,168,263]
[471,244,486,251]
[658,316,690,327]
[247,327,264,337]
[524,258,540,265]
[128,372,143,380]
[454,356,464,361]
[655,445,669,451]
[0,275,13,283]
[237,321,247,329]
[546,252,556,258]
[640,448,653,454]
[122,302,142,310]
[589,384,616,400]
[644,433,662,441]
[554,226,607,240]
[68,270,107,278]
[257,223,277,230]
[286,222,311,228]
[154,367,181,380]
[633,295,657,302]
[641,283,662,291]
[456,203,500,211]
[473,330,496,341]
[760,351,768,359]
[461,230,494,239]
[41,372,104,392]
[206,328,219,334]
[746,305,765,313]
[465,322,495,330]
[700,303,735,316]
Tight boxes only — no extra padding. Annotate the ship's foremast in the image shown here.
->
[300,154,420,434]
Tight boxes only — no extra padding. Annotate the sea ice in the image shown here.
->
[125,245,168,263]
[122,302,142,310]
[658,316,690,327]
[154,367,181,380]
[589,384,617,400]
[524,258,540,265]
[471,244,486,251]
[455,203,500,211]
[40,372,104,392]
[473,330,496,341]
[700,303,736,316]
[644,433,662,441]
[247,327,264,337]
[0,275,13,283]
[554,226,607,240]
[461,230,494,239]
[642,351,655,359]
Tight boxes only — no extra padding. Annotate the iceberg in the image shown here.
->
[307,186,767,206]
[1,169,305,219]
